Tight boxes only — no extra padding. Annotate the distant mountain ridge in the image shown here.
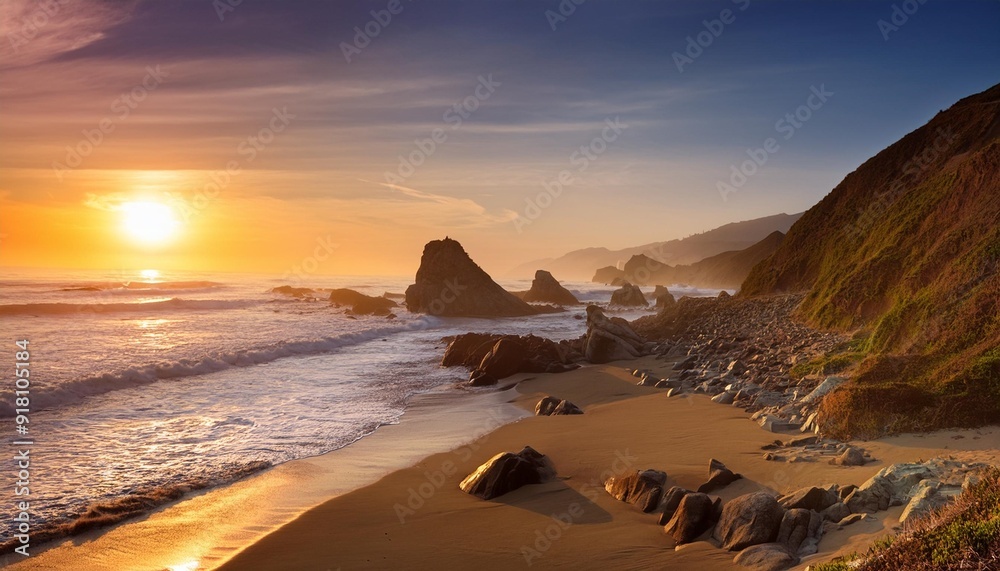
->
[741,82,1000,436]
[506,212,803,280]
[595,231,786,289]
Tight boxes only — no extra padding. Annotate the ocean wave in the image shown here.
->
[0,298,253,316]
[59,280,223,291]
[0,317,442,417]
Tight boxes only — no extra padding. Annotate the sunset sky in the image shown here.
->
[1,0,997,276]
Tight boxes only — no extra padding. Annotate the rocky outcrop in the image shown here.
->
[663,492,721,544]
[777,486,839,512]
[405,238,536,317]
[715,492,786,551]
[441,333,580,386]
[520,270,580,305]
[592,265,625,284]
[534,396,583,416]
[697,459,742,493]
[605,469,666,513]
[271,285,316,298]
[653,286,676,310]
[459,446,555,500]
[583,305,647,363]
[329,288,398,316]
[610,282,648,307]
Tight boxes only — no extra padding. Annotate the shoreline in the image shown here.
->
[216,356,1000,570]
[6,355,998,570]
[0,384,530,571]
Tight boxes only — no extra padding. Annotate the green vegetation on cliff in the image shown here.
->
[741,83,1000,438]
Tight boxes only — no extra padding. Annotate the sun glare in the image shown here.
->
[121,201,180,245]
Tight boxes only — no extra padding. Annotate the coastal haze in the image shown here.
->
[1,1,999,571]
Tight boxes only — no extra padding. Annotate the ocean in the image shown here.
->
[0,268,725,548]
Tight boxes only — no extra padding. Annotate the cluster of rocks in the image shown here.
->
[441,333,581,386]
[760,435,872,466]
[329,288,398,316]
[604,459,820,570]
[631,294,846,434]
[583,305,654,363]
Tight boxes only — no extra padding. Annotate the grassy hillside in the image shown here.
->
[741,83,1000,438]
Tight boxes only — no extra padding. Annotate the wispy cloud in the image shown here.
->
[0,0,136,69]
[365,180,519,227]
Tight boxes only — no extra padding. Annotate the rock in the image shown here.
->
[271,285,315,298]
[459,446,555,500]
[442,333,578,384]
[839,484,857,500]
[899,480,949,525]
[820,502,851,523]
[837,513,874,527]
[718,290,732,299]
[592,265,625,284]
[831,447,866,466]
[758,415,800,433]
[583,305,646,363]
[776,509,811,553]
[712,391,736,405]
[654,287,676,310]
[664,492,720,544]
[521,270,580,306]
[698,459,742,493]
[845,475,894,513]
[534,396,583,416]
[733,543,799,571]
[879,463,938,504]
[798,376,848,405]
[657,486,692,525]
[610,282,648,307]
[605,469,667,513]
[727,360,747,376]
[715,492,786,551]
[468,370,498,387]
[405,238,537,317]
[778,486,838,512]
[329,288,398,315]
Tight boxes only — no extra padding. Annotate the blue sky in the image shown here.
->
[1,0,998,273]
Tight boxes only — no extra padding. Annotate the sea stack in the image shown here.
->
[521,270,580,305]
[405,237,537,317]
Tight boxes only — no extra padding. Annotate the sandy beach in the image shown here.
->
[206,356,1000,570]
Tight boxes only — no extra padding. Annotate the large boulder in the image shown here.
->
[715,492,786,551]
[583,305,647,363]
[775,509,811,553]
[733,543,799,571]
[898,480,951,525]
[664,493,721,544]
[610,282,648,307]
[459,446,555,500]
[697,459,742,493]
[845,474,895,513]
[405,238,536,317]
[535,396,583,416]
[657,486,692,525]
[653,286,676,310]
[441,333,579,385]
[329,288,398,315]
[777,486,839,512]
[605,469,667,513]
[521,270,580,305]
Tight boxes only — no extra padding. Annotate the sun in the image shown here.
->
[121,201,180,245]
